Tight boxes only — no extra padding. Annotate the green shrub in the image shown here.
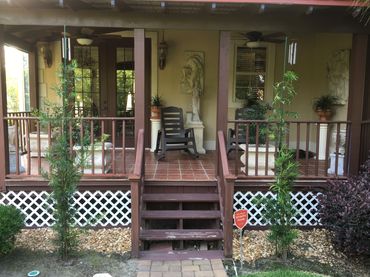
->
[0,205,24,255]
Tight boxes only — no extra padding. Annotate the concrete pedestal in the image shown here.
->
[185,115,206,154]
[239,144,275,176]
[327,153,344,176]
[150,118,161,152]
[319,123,328,160]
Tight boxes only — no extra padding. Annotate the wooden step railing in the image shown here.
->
[360,120,370,166]
[217,130,235,258]
[228,120,351,178]
[4,115,134,178]
[129,128,145,258]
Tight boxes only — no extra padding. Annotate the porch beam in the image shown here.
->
[4,33,34,53]
[0,26,9,192]
[216,31,230,175]
[348,34,368,175]
[0,8,367,34]
[59,0,93,11]
[134,29,145,143]
[160,0,365,7]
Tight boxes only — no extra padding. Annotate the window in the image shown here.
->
[234,46,267,101]
[74,46,100,116]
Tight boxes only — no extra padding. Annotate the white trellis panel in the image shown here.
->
[233,191,321,226]
[0,190,131,228]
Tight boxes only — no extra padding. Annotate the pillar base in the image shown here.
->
[150,118,161,152]
[185,118,206,154]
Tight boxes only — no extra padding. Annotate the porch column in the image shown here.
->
[134,28,145,142]
[347,34,368,175]
[0,26,9,192]
[29,49,38,109]
[216,31,231,174]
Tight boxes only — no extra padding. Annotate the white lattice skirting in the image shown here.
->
[234,191,321,226]
[0,191,131,228]
[1,190,319,228]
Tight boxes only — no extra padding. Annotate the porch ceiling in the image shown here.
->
[0,0,361,12]
[0,0,368,36]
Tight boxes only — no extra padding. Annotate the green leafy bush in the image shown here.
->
[0,205,24,255]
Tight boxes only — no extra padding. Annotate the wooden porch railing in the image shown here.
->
[7,112,31,153]
[129,129,145,258]
[217,130,235,258]
[4,116,135,178]
[228,120,351,179]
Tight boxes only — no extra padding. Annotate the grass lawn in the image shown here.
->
[242,269,325,277]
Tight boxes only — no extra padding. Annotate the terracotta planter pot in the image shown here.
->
[316,109,332,121]
[151,106,161,119]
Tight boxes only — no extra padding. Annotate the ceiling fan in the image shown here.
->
[62,27,123,45]
[241,31,286,47]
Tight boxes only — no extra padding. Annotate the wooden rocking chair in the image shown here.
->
[155,106,199,160]
[227,107,267,157]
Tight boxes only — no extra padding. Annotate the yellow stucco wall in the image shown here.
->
[157,30,219,150]
[274,33,352,122]
[37,31,352,150]
[37,41,62,109]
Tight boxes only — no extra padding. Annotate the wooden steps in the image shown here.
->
[143,193,219,202]
[141,210,221,219]
[140,180,223,255]
[140,229,223,241]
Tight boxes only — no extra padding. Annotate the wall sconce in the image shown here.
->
[40,44,52,68]
[158,32,168,70]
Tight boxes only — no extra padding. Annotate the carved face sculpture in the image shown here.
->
[180,54,204,96]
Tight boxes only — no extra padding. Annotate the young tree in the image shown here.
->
[39,61,86,260]
[257,71,299,261]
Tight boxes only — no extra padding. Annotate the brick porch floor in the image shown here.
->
[136,259,228,277]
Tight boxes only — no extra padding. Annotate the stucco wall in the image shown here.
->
[37,41,62,110]
[37,31,352,151]
[157,30,219,150]
[274,33,352,122]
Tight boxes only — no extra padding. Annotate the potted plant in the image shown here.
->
[151,95,162,119]
[313,95,339,121]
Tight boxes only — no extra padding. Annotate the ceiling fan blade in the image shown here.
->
[263,38,286,43]
[245,31,263,41]
[261,32,286,40]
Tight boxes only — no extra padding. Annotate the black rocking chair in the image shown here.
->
[227,107,267,157]
[155,106,199,160]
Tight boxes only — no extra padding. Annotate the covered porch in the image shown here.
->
[0,0,369,259]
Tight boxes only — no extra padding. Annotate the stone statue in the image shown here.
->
[180,53,204,122]
[327,49,349,105]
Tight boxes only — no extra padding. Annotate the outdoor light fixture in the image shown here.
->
[158,32,168,70]
[246,41,261,48]
[40,44,52,68]
[76,38,93,46]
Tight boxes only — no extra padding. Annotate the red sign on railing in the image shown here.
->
[234,209,248,229]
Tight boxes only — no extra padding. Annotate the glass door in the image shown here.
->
[73,45,100,117]
[116,47,135,141]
